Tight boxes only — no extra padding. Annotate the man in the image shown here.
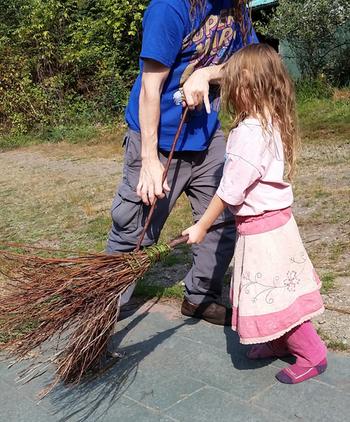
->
[107,0,258,325]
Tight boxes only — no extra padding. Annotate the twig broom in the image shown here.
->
[0,107,232,394]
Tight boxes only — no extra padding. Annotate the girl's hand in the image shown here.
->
[182,223,207,244]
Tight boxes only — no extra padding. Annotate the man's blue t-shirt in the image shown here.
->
[125,0,258,151]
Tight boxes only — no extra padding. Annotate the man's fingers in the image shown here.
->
[184,91,196,110]
[204,93,211,114]
[182,229,193,244]
[141,188,149,205]
[163,179,170,192]
[138,161,167,205]
[148,185,155,206]
[138,178,150,205]
[186,91,207,111]
[154,181,164,198]
[192,92,202,107]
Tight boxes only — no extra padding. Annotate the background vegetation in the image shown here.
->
[0,0,349,143]
[258,0,350,84]
[0,0,146,138]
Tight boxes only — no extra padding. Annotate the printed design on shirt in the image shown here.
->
[180,8,238,87]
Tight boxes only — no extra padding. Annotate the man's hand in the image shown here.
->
[137,157,170,206]
[182,64,225,113]
[182,68,211,113]
[182,222,207,244]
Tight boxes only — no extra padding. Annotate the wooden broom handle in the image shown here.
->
[135,107,189,251]
[168,220,235,249]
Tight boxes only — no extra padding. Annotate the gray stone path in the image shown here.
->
[1,299,349,422]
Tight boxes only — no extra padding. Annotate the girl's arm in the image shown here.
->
[183,127,264,244]
[182,194,227,244]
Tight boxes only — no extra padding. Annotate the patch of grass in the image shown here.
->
[0,120,126,152]
[0,133,41,151]
[162,252,189,267]
[318,328,349,352]
[329,242,348,264]
[0,320,39,345]
[220,91,350,143]
[313,189,331,199]
[159,194,193,243]
[82,215,111,250]
[321,273,336,293]
[326,340,349,352]
[295,78,333,103]
[298,97,350,143]
[134,280,184,300]
[41,125,99,144]
[0,125,95,151]
[0,139,124,253]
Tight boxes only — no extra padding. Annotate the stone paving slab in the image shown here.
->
[164,385,288,422]
[0,381,56,422]
[251,380,350,422]
[0,299,349,422]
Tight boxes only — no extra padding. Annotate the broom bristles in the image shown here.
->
[0,243,171,395]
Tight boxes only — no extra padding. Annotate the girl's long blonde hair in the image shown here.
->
[222,43,299,180]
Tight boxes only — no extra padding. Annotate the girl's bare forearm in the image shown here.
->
[197,194,227,230]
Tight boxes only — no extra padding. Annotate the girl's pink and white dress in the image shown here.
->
[217,118,324,345]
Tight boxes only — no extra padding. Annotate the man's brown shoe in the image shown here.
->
[181,298,232,326]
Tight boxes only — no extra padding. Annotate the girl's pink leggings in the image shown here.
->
[272,321,327,366]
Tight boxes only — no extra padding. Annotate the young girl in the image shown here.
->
[182,43,327,384]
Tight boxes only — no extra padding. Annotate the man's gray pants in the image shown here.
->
[106,128,236,305]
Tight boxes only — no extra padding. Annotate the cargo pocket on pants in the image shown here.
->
[111,184,143,233]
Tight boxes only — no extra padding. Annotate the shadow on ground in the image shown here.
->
[47,299,274,421]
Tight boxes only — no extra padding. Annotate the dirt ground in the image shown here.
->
[0,130,349,352]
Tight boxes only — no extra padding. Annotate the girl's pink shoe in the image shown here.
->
[247,342,290,359]
[276,358,328,384]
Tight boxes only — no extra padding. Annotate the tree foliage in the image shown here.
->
[1,0,349,135]
[0,0,149,134]
[259,0,350,82]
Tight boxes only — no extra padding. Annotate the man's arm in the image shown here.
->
[137,59,171,205]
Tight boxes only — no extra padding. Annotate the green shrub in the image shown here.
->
[0,0,149,135]
[296,77,334,102]
[261,0,350,83]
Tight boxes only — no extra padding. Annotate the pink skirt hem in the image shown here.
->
[233,306,325,345]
